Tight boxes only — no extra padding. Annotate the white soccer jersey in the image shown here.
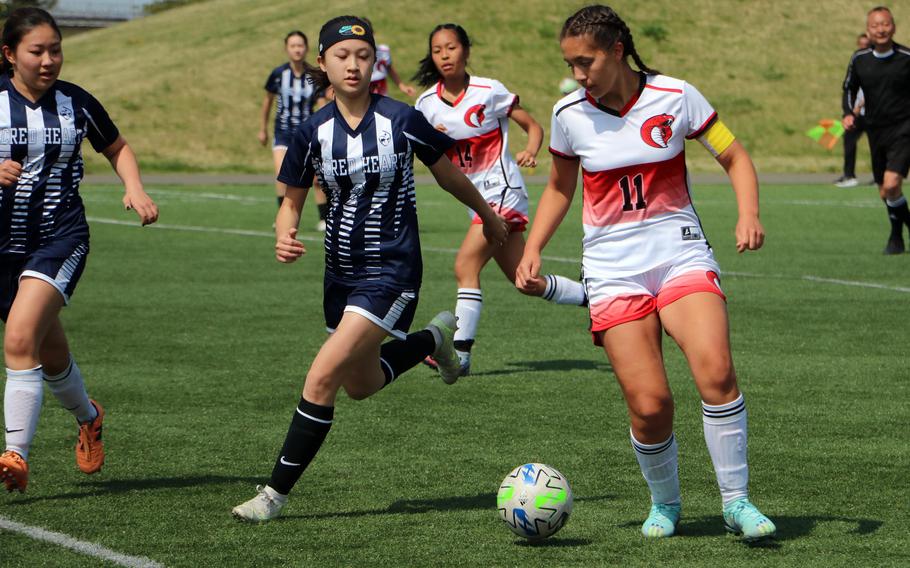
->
[549,74,718,277]
[371,44,392,82]
[369,44,393,95]
[415,76,528,224]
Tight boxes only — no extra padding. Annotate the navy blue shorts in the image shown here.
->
[324,277,418,339]
[273,128,294,150]
[0,238,89,322]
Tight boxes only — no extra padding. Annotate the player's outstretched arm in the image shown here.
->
[428,156,508,246]
[715,140,764,253]
[259,93,274,146]
[102,136,158,226]
[516,155,579,292]
[510,106,543,168]
[275,185,308,263]
[387,65,416,97]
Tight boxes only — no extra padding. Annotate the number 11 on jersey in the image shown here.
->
[619,173,646,212]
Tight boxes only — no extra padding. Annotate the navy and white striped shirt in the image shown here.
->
[0,75,119,255]
[264,63,319,134]
[279,94,454,287]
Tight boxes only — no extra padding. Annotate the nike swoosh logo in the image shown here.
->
[279,456,301,467]
[5,429,23,434]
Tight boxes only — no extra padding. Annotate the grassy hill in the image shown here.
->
[59,0,901,174]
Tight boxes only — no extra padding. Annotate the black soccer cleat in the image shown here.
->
[883,236,905,255]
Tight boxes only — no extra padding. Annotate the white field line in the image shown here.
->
[0,515,164,568]
[88,217,910,295]
[86,187,883,210]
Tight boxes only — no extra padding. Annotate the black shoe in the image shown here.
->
[884,236,905,255]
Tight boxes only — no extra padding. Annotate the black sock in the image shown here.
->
[379,330,436,386]
[268,397,334,495]
[277,196,284,208]
[884,199,908,237]
[317,202,329,221]
[453,339,474,353]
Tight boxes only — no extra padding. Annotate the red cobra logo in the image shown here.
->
[640,114,675,149]
[464,104,486,127]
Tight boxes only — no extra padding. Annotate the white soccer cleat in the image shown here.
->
[232,485,288,522]
[456,350,471,377]
[426,311,460,384]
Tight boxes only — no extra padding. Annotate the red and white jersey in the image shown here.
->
[549,74,718,277]
[415,76,527,222]
[369,44,393,95]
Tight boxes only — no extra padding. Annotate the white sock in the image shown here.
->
[702,394,749,506]
[4,367,44,460]
[631,431,681,505]
[43,355,97,423]
[542,275,587,305]
[454,288,482,344]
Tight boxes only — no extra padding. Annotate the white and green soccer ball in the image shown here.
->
[558,77,580,95]
[497,463,573,540]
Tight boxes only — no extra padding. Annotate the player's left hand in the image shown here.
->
[276,227,306,263]
[399,83,417,97]
[123,188,159,226]
[515,151,537,168]
[735,214,764,252]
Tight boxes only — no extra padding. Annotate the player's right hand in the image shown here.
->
[482,214,509,247]
[515,251,542,293]
[275,227,306,263]
[257,130,268,146]
[0,159,22,186]
[842,114,856,131]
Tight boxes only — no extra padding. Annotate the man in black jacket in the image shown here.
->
[843,6,910,254]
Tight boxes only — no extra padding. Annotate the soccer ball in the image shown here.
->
[558,77,580,95]
[497,463,573,540]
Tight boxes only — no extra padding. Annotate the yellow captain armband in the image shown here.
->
[697,120,735,157]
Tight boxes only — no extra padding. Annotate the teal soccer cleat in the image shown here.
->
[723,498,776,541]
[641,503,681,538]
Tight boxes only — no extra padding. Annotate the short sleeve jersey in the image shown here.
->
[0,75,119,255]
[415,76,524,198]
[265,63,319,134]
[279,94,454,287]
[549,73,717,277]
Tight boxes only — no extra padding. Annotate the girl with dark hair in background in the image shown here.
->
[516,4,775,541]
[414,23,587,377]
[259,31,330,231]
[0,7,158,492]
[232,15,508,522]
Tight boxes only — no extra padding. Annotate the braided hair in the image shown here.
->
[560,5,659,75]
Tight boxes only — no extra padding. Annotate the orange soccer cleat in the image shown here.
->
[0,450,29,493]
[75,400,105,474]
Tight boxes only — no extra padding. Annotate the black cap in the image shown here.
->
[318,16,376,56]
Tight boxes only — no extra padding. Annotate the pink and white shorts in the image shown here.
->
[586,253,724,346]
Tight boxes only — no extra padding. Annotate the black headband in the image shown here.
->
[318,17,376,56]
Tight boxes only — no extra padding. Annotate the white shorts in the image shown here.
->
[585,246,723,345]
[468,183,529,231]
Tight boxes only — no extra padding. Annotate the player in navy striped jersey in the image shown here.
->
[259,31,330,231]
[232,16,508,523]
[0,8,158,493]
